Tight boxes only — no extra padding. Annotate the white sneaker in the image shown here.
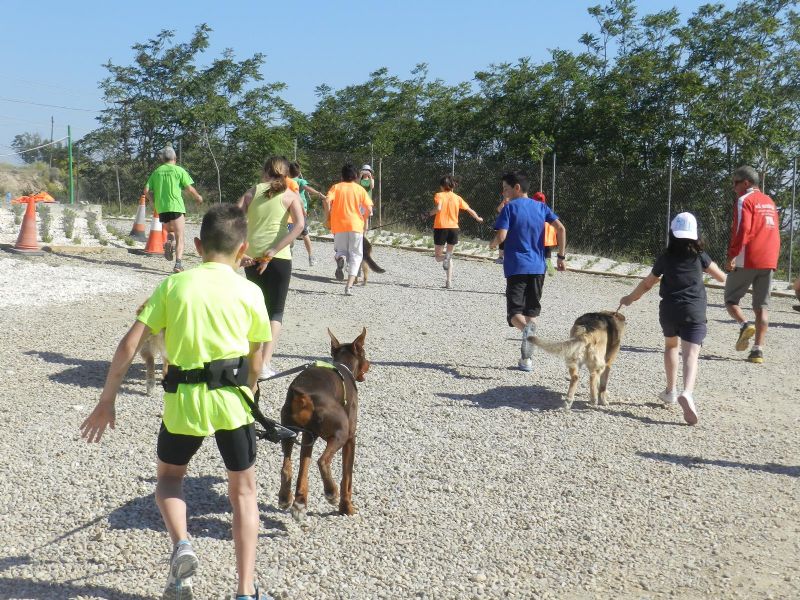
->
[518,358,533,372]
[678,392,698,425]
[259,365,276,380]
[520,322,537,360]
[494,256,504,264]
[344,286,353,296]
[443,253,452,271]
[163,540,198,600]
[308,255,315,267]
[659,389,678,407]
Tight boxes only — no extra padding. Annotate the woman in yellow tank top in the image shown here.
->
[236,156,305,379]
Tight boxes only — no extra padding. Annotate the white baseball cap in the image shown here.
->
[360,164,372,173]
[670,212,698,240]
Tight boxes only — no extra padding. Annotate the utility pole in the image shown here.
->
[49,116,54,169]
[68,125,74,205]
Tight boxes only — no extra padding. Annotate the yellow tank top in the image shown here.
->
[246,183,291,260]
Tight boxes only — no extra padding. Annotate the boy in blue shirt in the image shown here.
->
[490,171,567,371]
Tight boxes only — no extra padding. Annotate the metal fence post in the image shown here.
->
[551,152,556,211]
[789,156,797,285]
[666,152,673,245]
[451,148,455,176]
[378,157,383,227]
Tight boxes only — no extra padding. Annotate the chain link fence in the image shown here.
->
[76,145,799,283]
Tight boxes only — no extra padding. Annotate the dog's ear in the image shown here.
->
[328,328,341,349]
[614,312,626,322]
[353,327,367,352]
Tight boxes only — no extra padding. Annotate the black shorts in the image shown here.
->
[660,318,707,345]
[159,212,184,224]
[287,223,309,237]
[506,274,545,325]
[245,257,292,323]
[433,228,459,246]
[157,422,257,472]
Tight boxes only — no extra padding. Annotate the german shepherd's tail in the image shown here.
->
[363,238,385,273]
[530,330,591,359]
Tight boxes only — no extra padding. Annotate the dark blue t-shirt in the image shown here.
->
[652,251,712,323]
[494,197,558,277]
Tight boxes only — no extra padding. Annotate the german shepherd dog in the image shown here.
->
[354,237,385,285]
[278,328,369,521]
[135,303,167,395]
[531,311,626,409]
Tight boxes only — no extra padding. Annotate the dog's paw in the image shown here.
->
[599,393,609,406]
[562,399,574,410]
[339,501,357,516]
[324,491,339,506]
[291,501,307,523]
[278,495,293,510]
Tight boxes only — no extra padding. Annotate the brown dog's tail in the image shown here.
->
[363,238,386,273]
[530,335,589,359]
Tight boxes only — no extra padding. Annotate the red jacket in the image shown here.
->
[727,188,780,269]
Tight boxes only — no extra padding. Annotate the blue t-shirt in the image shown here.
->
[494,197,558,277]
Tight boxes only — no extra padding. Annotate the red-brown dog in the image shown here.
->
[278,328,368,521]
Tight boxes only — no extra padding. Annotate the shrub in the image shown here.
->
[63,209,76,239]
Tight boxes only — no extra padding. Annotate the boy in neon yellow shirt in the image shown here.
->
[81,204,273,600]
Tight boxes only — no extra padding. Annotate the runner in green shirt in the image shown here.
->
[289,161,327,266]
[144,145,203,273]
[80,205,275,600]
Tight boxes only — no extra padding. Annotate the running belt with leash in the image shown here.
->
[162,356,298,444]
[162,357,355,444]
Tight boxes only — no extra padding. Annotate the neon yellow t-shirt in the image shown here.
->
[146,163,193,214]
[245,183,292,260]
[137,262,271,436]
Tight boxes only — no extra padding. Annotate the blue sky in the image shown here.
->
[1,0,738,160]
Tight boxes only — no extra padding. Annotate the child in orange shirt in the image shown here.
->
[429,175,483,288]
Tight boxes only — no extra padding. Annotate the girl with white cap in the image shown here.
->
[619,212,726,425]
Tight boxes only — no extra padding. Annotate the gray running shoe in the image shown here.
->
[335,257,345,281]
[518,358,533,372]
[344,286,353,296]
[308,254,315,267]
[164,234,175,262]
[162,540,198,600]
[442,253,451,271]
[520,321,537,360]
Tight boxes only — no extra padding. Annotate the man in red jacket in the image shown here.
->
[724,165,781,364]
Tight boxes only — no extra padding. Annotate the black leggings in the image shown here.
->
[245,257,292,323]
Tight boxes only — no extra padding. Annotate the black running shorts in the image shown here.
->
[158,212,184,224]
[506,274,545,325]
[157,422,257,472]
[244,257,292,323]
[433,228,459,246]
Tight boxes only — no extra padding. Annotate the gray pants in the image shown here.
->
[724,268,773,309]
[334,232,364,277]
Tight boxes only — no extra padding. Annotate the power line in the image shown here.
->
[0,97,99,113]
[0,136,68,158]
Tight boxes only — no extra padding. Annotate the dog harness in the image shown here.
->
[260,360,353,406]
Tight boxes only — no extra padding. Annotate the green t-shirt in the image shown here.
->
[137,262,271,436]
[293,177,309,211]
[146,163,193,214]
[359,178,373,200]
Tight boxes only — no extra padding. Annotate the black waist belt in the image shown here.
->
[162,356,249,393]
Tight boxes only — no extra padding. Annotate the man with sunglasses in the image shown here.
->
[724,165,780,363]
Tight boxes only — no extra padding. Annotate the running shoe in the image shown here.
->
[659,389,678,407]
[259,365,277,380]
[308,255,315,267]
[735,323,755,351]
[443,253,451,271]
[520,321,537,361]
[335,257,345,281]
[235,581,274,599]
[747,348,763,364]
[162,540,198,600]
[344,286,353,296]
[164,234,175,262]
[494,256,504,264]
[172,261,184,274]
[677,392,698,425]
[517,358,533,372]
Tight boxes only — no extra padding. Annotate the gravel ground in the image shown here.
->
[0,240,798,600]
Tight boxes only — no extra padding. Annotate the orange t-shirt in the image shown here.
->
[327,181,373,233]
[285,177,300,224]
[433,191,469,229]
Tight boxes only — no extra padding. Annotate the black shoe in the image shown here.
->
[747,348,763,364]
[335,257,345,281]
[793,305,800,313]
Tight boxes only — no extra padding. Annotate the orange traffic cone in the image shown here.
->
[130,195,148,241]
[144,210,165,255]
[12,198,44,255]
